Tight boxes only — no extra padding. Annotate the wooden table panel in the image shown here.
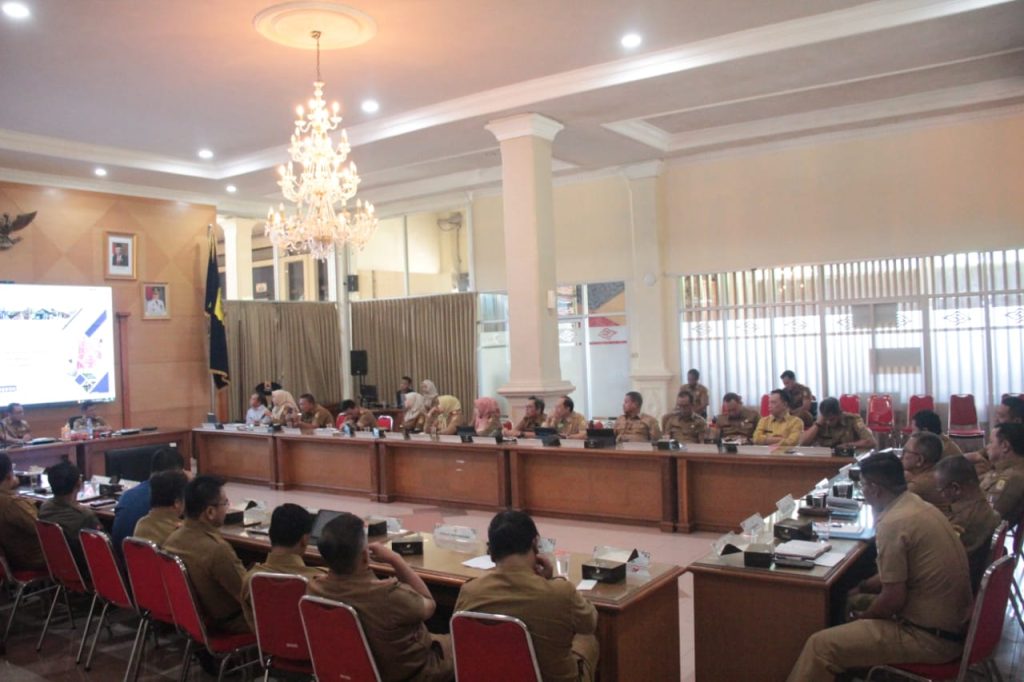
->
[275,435,378,498]
[4,441,80,471]
[379,440,508,508]
[81,429,193,478]
[193,429,275,486]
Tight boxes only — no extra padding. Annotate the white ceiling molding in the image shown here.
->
[485,113,565,142]
[602,121,673,152]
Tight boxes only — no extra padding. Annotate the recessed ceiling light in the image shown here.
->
[197,148,214,160]
[361,99,380,114]
[2,2,30,20]
[93,167,107,177]
[620,32,643,49]
[225,185,237,193]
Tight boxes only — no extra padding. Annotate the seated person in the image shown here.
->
[455,511,599,682]
[544,396,588,440]
[780,370,814,413]
[799,397,876,449]
[403,392,427,432]
[38,460,102,575]
[660,390,708,444]
[241,503,325,631]
[69,401,110,432]
[505,396,547,438]
[0,452,46,571]
[419,379,439,406]
[613,391,660,443]
[112,447,187,551]
[396,375,414,409]
[911,409,962,459]
[902,432,949,515]
[979,422,1024,522]
[307,512,453,682]
[716,393,759,443]
[270,389,299,426]
[752,390,803,447]
[473,397,503,437]
[245,392,272,426]
[1,402,31,444]
[966,395,1023,477]
[790,404,815,429]
[935,455,1000,593]
[683,369,710,418]
[163,476,250,634]
[295,393,333,430]
[424,396,462,436]
[132,469,188,547]
[787,451,972,682]
[336,398,376,431]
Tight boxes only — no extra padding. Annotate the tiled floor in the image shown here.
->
[2,482,1021,681]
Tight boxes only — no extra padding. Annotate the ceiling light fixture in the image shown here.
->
[1,2,30,19]
[198,148,214,159]
[266,30,377,260]
[225,185,237,193]
[361,99,379,114]
[94,167,107,177]
[620,32,643,49]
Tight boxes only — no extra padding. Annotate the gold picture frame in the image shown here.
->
[141,282,170,319]
[105,231,137,280]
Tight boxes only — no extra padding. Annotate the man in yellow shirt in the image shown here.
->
[752,390,803,447]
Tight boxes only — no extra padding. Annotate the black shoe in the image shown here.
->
[194,648,220,676]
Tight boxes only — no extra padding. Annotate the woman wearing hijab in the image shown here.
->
[424,395,462,435]
[402,392,427,432]
[419,379,439,406]
[473,397,502,437]
[270,389,299,426]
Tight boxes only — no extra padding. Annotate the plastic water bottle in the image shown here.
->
[86,417,94,439]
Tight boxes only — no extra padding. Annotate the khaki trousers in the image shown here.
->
[572,633,600,682]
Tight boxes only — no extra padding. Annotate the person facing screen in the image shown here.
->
[69,401,110,432]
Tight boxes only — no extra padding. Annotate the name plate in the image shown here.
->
[619,441,654,452]
[559,439,586,449]
[354,430,376,439]
[410,433,433,442]
[281,427,301,435]
[474,436,499,445]
[516,438,543,448]
[313,428,336,437]
[437,435,462,444]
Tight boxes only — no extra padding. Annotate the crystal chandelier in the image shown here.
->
[266,30,377,260]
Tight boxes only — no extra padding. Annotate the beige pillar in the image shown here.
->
[624,162,675,418]
[218,217,253,300]
[486,113,574,422]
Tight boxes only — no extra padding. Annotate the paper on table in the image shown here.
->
[577,579,598,591]
[462,555,496,570]
[813,551,846,568]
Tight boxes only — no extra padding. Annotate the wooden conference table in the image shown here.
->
[4,428,191,478]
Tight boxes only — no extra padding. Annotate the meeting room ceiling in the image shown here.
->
[0,0,1022,215]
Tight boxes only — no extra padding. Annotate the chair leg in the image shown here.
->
[123,617,148,682]
[178,638,194,682]
[35,585,63,652]
[1010,580,1024,634]
[84,601,110,670]
[2,583,26,642]
[62,587,76,630]
[217,650,231,682]
[76,593,99,663]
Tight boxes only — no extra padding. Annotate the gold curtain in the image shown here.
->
[223,301,343,421]
[351,293,476,409]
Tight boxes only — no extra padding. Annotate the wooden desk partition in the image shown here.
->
[5,441,80,471]
[377,439,509,509]
[193,429,276,486]
[509,445,676,532]
[80,429,193,478]
[275,434,379,498]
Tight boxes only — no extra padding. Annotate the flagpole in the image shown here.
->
[206,224,217,418]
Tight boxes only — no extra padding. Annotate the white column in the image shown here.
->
[624,162,674,418]
[217,217,253,300]
[486,113,574,422]
[336,246,353,399]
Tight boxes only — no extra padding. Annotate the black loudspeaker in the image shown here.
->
[350,350,368,376]
[346,274,359,292]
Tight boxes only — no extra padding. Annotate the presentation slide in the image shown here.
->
[0,283,116,407]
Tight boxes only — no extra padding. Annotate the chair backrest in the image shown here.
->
[299,595,381,682]
[451,611,543,682]
[376,415,394,430]
[80,529,133,610]
[906,394,934,426]
[122,537,174,624]
[867,395,893,427]
[0,552,11,584]
[949,394,979,428]
[759,394,770,417]
[503,420,513,432]
[35,519,88,593]
[839,394,861,415]
[592,420,604,430]
[250,573,311,667]
[156,550,209,646]
[959,554,1016,672]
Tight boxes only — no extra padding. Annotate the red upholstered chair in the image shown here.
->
[376,415,394,430]
[839,394,861,416]
[0,552,55,644]
[299,595,381,682]
[866,395,894,435]
[759,394,770,418]
[503,420,513,432]
[250,573,312,677]
[948,394,984,439]
[336,413,346,429]
[866,554,1017,682]
[122,537,177,682]
[902,394,935,435]
[78,529,136,671]
[34,519,91,655]
[155,549,258,682]
[592,420,605,430]
[451,611,543,682]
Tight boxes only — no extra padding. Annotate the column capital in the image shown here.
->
[622,160,665,181]
[486,113,564,143]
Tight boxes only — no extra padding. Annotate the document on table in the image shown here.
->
[462,555,496,570]
[813,551,846,568]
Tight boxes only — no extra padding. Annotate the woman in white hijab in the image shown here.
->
[403,392,427,431]
[270,389,299,425]
[419,380,439,406]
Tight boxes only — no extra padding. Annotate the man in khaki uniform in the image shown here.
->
[1,402,31,444]
[800,397,876,449]
[338,398,377,431]
[613,391,660,443]
[902,432,950,515]
[752,390,804,447]
[544,396,587,440]
[911,410,962,459]
[38,460,102,576]
[979,422,1024,522]
[308,512,453,682]
[133,469,187,547]
[661,390,707,444]
[295,393,334,430]
[717,393,759,442]
[0,452,46,571]
[935,455,1000,592]
[455,511,599,682]
[787,452,972,681]
[684,369,710,418]
[241,503,325,631]
[968,396,1024,477]
[506,396,547,437]
[780,370,814,412]
[163,475,250,634]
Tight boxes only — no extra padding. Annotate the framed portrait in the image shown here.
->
[105,232,137,279]
[141,282,170,320]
